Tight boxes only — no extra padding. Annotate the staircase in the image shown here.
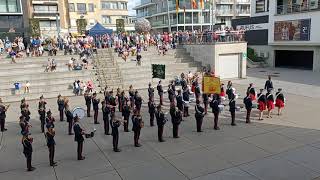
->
[115,46,203,90]
[0,54,93,102]
[93,49,123,93]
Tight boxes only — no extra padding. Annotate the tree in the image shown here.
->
[76,19,87,34]
[29,18,41,37]
[116,19,125,33]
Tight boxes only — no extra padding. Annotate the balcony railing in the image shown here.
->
[33,10,59,14]
[77,11,87,15]
[277,2,320,15]
[216,0,234,4]
[32,0,58,3]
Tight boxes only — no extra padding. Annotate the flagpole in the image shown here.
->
[184,9,186,31]
[167,0,171,33]
[191,0,194,31]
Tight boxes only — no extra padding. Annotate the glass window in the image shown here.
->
[77,3,86,12]
[101,1,110,9]
[0,1,7,13]
[88,3,94,12]
[7,0,18,12]
[102,15,111,24]
[256,0,266,13]
[69,3,75,12]
[0,0,21,13]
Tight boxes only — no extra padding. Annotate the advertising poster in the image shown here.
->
[203,76,221,94]
[274,19,311,41]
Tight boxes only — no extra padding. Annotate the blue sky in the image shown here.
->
[128,0,137,16]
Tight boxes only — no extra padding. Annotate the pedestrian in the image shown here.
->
[22,131,35,171]
[157,80,164,105]
[111,113,121,152]
[226,81,233,100]
[266,88,275,118]
[155,104,166,142]
[264,75,274,90]
[244,92,253,123]
[210,94,221,130]
[195,100,205,132]
[0,98,9,132]
[170,102,182,138]
[57,95,65,121]
[38,95,46,133]
[148,97,156,127]
[275,88,285,116]
[73,116,85,160]
[257,89,267,120]
[229,93,237,126]
[84,90,92,117]
[46,124,57,166]
[92,92,100,124]
[132,109,143,147]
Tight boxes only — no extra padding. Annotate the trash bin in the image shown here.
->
[14,82,20,90]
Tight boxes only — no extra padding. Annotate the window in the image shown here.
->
[101,1,110,9]
[256,0,266,13]
[88,3,94,12]
[101,1,126,10]
[34,5,58,13]
[39,20,57,28]
[77,3,86,12]
[102,15,111,24]
[69,3,75,12]
[0,0,21,13]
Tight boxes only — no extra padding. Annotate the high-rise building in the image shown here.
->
[134,0,250,32]
[67,0,134,32]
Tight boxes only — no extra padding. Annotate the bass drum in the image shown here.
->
[72,107,86,120]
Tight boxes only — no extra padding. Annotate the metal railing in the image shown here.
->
[277,2,320,15]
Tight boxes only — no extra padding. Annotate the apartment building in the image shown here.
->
[67,0,133,32]
[134,0,251,32]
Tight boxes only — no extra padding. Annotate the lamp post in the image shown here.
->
[167,0,171,32]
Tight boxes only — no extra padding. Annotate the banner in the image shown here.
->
[274,19,311,41]
[202,76,221,94]
[152,64,166,79]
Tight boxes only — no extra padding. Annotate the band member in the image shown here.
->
[38,95,47,133]
[226,81,233,100]
[129,85,135,109]
[244,92,253,123]
[132,109,143,147]
[20,115,30,134]
[45,110,55,128]
[220,83,226,97]
[202,93,209,114]
[275,88,285,116]
[210,94,221,130]
[176,89,184,115]
[264,75,274,90]
[22,131,35,171]
[229,93,237,126]
[118,91,125,112]
[21,98,30,122]
[46,124,57,166]
[122,99,131,132]
[195,100,205,132]
[116,88,122,112]
[180,74,187,89]
[156,105,166,142]
[109,91,117,114]
[111,113,122,152]
[92,92,100,124]
[84,90,92,117]
[157,80,164,105]
[102,100,110,135]
[148,83,154,101]
[247,83,256,100]
[0,98,9,132]
[148,97,156,127]
[57,95,65,121]
[134,91,143,113]
[64,98,73,135]
[257,89,267,120]
[194,81,201,101]
[182,86,192,117]
[73,116,85,160]
[170,102,182,138]
[168,84,175,103]
[266,88,275,118]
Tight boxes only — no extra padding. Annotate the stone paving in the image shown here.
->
[1,68,320,180]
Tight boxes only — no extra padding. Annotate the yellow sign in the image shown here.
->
[203,76,221,94]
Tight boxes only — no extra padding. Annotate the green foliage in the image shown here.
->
[116,19,125,33]
[29,18,41,37]
[76,19,87,34]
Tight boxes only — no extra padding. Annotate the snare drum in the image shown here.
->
[218,105,224,112]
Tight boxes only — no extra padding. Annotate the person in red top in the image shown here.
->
[266,88,275,118]
[220,83,225,97]
[275,88,285,116]
[257,89,267,120]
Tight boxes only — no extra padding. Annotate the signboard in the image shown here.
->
[202,76,221,94]
[152,64,166,79]
[236,23,269,31]
[274,19,311,41]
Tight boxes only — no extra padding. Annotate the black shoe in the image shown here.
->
[231,123,237,126]
[50,163,57,167]
[27,167,36,171]
[1,128,7,132]
[197,130,203,132]
[114,149,121,152]
[159,139,165,142]
[94,122,100,124]
[214,127,220,130]
[173,136,180,138]
[135,143,142,147]
[105,133,110,135]
[246,121,251,124]
[78,156,85,160]
[69,133,74,135]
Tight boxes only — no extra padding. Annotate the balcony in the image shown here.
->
[32,0,58,4]
[216,10,234,16]
[216,0,234,4]
[137,12,151,18]
[33,10,59,15]
[77,11,88,15]
[134,0,155,10]
[277,1,320,15]
[236,10,250,16]
[236,0,250,4]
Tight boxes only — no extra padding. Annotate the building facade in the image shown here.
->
[134,0,251,32]
[67,0,133,32]
[0,0,29,39]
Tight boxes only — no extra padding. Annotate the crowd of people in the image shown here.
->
[0,71,286,171]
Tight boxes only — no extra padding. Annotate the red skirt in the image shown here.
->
[267,100,275,110]
[275,99,285,108]
[220,91,225,97]
[249,93,256,101]
[258,101,266,111]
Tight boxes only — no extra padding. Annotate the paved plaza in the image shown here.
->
[1,68,320,180]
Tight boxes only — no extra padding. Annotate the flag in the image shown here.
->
[191,0,197,9]
[152,64,166,79]
[176,0,180,15]
[200,0,204,9]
